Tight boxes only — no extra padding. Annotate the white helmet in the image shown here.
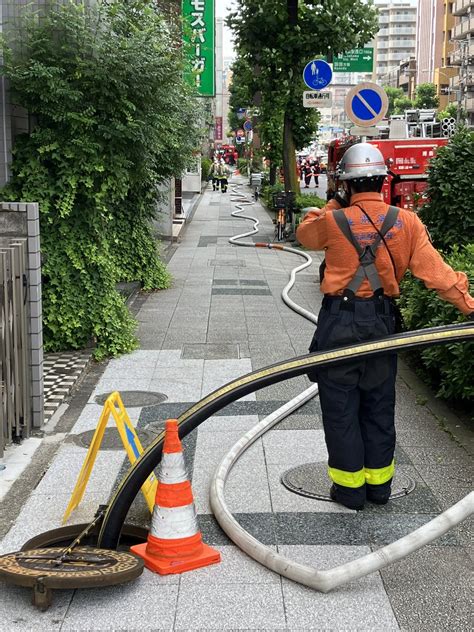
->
[337,143,387,180]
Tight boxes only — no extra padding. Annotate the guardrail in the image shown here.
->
[0,241,30,455]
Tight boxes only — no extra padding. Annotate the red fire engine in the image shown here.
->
[327,136,448,210]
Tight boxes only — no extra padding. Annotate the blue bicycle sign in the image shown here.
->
[303,60,333,90]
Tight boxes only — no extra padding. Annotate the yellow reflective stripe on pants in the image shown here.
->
[364,460,395,486]
[328,466,365,488]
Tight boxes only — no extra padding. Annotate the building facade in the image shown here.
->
[450,0,474,125]
[416,0,457,110]
[374,0,417,83]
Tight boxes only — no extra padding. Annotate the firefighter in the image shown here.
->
[218,160,230,193]
[209,159,219,191]
[296,143,474,511]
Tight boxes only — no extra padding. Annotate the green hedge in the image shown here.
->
[398,244,474,403]
[201,157,212,181]
[237,158,248,173]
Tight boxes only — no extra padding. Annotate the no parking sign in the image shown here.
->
[345,82,388,127]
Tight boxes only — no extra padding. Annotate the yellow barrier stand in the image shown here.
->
[63,392,158,523]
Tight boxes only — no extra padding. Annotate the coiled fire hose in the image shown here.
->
[97,181,474,592]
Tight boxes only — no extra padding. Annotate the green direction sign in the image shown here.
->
[183,0,215,96]
[333,48,374,73]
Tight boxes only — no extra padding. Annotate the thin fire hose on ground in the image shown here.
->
[96,184,474,591]
[208,183,474,592]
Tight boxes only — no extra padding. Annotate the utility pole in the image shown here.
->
[457,39,467,126]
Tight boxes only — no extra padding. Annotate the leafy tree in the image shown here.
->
[436,102,463,122]
[2,0,201,358]
[420,127,474,251]
[383,86,404,117]
[228,1,378,192]
[394,95,414,114]
[414,83,439,110]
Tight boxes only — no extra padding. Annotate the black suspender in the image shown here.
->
[333,206,399,298]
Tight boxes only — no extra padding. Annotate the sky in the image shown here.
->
[216,0,236,58]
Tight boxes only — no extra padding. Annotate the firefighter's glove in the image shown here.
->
[334,190,350,208]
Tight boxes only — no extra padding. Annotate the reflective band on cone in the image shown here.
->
[131,419,221,575]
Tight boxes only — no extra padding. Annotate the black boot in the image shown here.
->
[330,484,365,511]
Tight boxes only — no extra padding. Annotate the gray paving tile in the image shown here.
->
[262,428,327,466]
[174,583,286,630]
[0,492,110,554]
[380,546,472,631]
[62,572,178,630]
[181,343,240,359]
[33,445,125,495]
[280,545,399,631]
[403,445,471,467]
[179,544,279,586]
[148,377,202,403]
[415,463,473,510]
[0,583,72,630]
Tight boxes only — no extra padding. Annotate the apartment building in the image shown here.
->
[450,0,474,125]
[416,0,458,109]
[374,0,417,83]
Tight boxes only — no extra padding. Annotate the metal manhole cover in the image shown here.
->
[94,390,167,407]
[0,547,143,611]
[72,425,162,450]
[281,462,416,502]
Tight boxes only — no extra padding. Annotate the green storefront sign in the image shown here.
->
[183,0,215,96]
[333,48,374,73]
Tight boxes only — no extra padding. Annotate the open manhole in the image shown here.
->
[94,390,167,407]
[281,462,416,502]
[72,423,164,450]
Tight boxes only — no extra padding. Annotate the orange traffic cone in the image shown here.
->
[131,419,221,575]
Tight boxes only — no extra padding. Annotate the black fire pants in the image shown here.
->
[308,295,398,508]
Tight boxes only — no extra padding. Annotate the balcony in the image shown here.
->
[465,97,474,112]
[453,16,474,39]
[389,52,413,61]
[378,29,389,37]
[449,40,474,65]
[377,54,388,62]
[389,39,414,48]
[389,27,416,36]
[453,0,474,17]
[378,41,390,50]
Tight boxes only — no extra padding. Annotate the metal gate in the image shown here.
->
[0,240,31,457]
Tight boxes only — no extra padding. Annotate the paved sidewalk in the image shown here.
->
[0,177,472,631]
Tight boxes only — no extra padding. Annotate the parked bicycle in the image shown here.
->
[272,191,295,242]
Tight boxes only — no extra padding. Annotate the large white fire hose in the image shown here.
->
[209,181,474,592]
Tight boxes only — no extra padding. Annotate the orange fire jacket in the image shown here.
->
[296,192,474,315]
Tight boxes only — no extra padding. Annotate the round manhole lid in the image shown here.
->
[94,391,167,407]
[281,462,416,502]
[71,425,163,450]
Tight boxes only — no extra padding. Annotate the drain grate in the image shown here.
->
[281,462,416,502]
[94,390,167,407]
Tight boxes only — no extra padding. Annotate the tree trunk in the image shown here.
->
[269,163,277,186]
[282,111,300,193]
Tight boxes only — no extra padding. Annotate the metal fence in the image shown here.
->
[0,240,31,457]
